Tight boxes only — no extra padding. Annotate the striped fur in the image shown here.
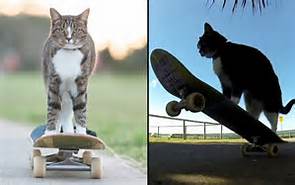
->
[42,8,96,134]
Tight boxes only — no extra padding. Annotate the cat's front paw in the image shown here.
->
[44,129,57,136]
[75,125,87,135]
[62,124,75,134]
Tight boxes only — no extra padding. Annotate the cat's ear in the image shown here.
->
[50,8,61,21]
[204,22,214,33]
[79,8,90,21]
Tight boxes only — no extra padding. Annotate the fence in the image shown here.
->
[149,114,295,140]
[149,114,226,140]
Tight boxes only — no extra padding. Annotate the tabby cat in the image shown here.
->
[197,22,295,132]
[42,8,96,135]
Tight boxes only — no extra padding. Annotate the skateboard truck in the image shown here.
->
[32,148,102,178]
[30,128,105,179]
[240,136,279,157]
[166,87,206,117]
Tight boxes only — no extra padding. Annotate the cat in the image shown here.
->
[197,22,295,132]
[42,8,96,135]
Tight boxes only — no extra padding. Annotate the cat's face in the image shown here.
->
[49,8,90,49]
[197,23,227,59]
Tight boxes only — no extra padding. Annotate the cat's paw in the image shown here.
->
[75,125,87,135]
[62,124,75,134]
[44,129,57,136]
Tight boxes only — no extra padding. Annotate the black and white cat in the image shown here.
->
[197,22,295,132]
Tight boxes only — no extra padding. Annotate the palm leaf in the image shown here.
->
[208,0,269,13]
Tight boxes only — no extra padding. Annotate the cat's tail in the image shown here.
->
[280,99,295,114]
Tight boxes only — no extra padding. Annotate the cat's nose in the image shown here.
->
[66,37,73,44]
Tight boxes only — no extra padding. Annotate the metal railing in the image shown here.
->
[149,114,295,140]
[149,114,225,140]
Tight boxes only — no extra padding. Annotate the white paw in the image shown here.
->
[62,123,75,133]
[44,129,57,136]
[75,125,87,135]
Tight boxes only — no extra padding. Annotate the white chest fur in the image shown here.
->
[213,57,232,87]
[52,49,83,80]
[50,49,85,134]
[52,49,83,96]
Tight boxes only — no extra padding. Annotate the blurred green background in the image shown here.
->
[0,14,147,165]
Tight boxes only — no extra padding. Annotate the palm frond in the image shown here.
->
[209,0,269,13]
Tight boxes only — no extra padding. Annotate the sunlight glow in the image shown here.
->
[169,174,230,185]
[0,0,147,60]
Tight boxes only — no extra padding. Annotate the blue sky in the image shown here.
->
[149,0,295,133]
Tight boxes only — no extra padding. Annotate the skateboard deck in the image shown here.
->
[31,125,105,150]
[34,134,105,150]
[30,125,105,178]
[150,48,284,146]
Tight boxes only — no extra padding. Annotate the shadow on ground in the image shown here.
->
[149,142,295,185]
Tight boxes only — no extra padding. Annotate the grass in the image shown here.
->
[0,72,147,165]
[149,136,246,144]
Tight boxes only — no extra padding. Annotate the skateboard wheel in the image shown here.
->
[31,149,41,169]
[91,157,102,179]
[33,156,46,178]
[83,151,92,165]
[166,101,181,117]
[32,149,41,157]
[240,144,250,157]
[266,144,279,158]
[186,93,205,112]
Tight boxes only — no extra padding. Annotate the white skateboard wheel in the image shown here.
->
[83,151,92,165]
[33,156,46,178]
[31,149,41,169]
[91,157,102,179]
[32,149,41,157]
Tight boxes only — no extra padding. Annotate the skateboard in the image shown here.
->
[30,125,105,178]
[150,48,285,157]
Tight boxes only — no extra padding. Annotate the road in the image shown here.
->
[150,142,295,185]
[0,120,146,185]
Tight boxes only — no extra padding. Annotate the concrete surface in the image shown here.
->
[0,120,146,185]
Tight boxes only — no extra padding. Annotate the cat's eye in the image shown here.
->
[62,22,67,29]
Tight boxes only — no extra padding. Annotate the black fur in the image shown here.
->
[197,22,294,114]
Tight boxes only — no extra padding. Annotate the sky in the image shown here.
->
[0,0,147,60]
[149,0,295,134]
